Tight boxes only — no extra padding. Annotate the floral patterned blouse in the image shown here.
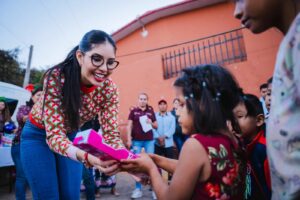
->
[267,13,300,199]
[29,68,123,161]
[191,133,245,200]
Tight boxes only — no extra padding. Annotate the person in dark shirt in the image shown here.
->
[127,92,157,199]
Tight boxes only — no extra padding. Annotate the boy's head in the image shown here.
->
[233,94,265,140]
[260,83,268,99]
[234,0,285,33]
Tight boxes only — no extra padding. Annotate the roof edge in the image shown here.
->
[112,0,226,42]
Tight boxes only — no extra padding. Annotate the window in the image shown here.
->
[162,28,247,79]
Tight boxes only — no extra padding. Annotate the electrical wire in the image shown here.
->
[39,0,72,45]
[118,27,246,58]
[0,22,29,47]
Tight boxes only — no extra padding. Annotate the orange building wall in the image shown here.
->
[111,2,283,132]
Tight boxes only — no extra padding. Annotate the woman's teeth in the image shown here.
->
[95,73,105,78]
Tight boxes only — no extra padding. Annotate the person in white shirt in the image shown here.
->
[153,98,176,181]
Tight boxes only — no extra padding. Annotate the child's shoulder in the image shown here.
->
[191,133,233,146]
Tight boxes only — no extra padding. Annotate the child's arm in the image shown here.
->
[149,154,178,174]
[151,138,210,200]
[121,138,210,200]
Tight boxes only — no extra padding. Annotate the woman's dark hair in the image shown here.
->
[26,85,43,108]
[0,101,11,122]
[43,30,117,131]
[240,94,264,117]
[174,64,242,135]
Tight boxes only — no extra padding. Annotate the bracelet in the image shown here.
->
[82,152,92,168]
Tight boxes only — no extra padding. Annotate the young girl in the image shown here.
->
[233,94,271,199]
[20,30,123,199]
[234,1,300,198]
[121,64,246,200]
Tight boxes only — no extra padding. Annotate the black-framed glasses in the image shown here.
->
[86,53,119,70]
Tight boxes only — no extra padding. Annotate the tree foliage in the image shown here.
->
[30,68,45,85]
[0,48,45,87]
[0,48,24,86]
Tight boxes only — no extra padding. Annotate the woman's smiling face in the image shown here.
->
[77,41,117,86]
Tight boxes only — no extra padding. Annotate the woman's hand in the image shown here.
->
[88,154,120,176]
[76,149,120,176]
[120,152,156,174]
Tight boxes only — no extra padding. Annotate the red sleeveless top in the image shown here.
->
[191,133,245,200]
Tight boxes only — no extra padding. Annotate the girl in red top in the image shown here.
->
[121,64,246,200]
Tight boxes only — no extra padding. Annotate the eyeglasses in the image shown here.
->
[85,53,119,70]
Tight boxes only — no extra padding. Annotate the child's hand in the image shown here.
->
[120,152,156,174]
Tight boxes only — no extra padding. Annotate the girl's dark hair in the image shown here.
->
[240,94,264,117]
[174,64,242,135]
[26,85,43,108]
[43,30,117,131]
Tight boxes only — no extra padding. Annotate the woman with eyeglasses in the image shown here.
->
[20,30,123,199]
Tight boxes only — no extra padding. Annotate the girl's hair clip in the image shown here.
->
[184,93,194,100]
[213,92,221,101]
[202,81,207,87]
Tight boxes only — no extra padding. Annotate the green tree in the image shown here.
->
[0,48,24,86]
[29,68,45,85]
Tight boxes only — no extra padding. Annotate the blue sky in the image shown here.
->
[0,0,180,70]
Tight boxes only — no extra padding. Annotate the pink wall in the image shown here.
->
[111,2,283,135]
